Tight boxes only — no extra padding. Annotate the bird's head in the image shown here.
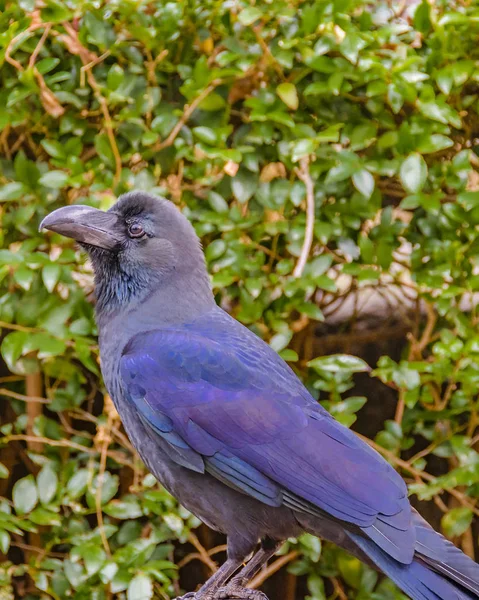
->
[40,192,212,315]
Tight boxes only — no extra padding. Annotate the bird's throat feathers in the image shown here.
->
[91,246,214,325]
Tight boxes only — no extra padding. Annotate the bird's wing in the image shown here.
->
[120,326,414,563]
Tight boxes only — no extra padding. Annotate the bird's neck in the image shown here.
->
[95,266,215,348]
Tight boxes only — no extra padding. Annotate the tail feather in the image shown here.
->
[348,531,477,600]
[413,510,479,596]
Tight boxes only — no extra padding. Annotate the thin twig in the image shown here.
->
[95,400,114,558]
[0,320,40,332]
[331,577,348,600]
[61,23,121,184]
[293,156,315,278]
[5,434,135,469]
[187,532,218,574]
[250,551,299,588]
[361,435,479,517]
[0,388,49,404]
[153,80,222,152]
[28,24,52,69]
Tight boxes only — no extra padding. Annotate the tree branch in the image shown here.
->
[293,156,315,278]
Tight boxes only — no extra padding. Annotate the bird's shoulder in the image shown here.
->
[121,306,313,401]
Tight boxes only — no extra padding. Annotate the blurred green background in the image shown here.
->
[1,0,479,598]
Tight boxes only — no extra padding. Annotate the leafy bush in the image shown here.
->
[1,0,479,598]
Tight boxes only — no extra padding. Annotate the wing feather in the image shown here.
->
[120,320,414,563]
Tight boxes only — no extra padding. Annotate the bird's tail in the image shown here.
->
[348,511,479,600]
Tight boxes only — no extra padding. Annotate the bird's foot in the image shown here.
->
[213,585,268,600]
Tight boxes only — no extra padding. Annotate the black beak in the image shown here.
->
[39,205,123,250]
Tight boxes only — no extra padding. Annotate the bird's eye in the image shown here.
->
[128,223,145,238]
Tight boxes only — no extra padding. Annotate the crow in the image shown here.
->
[41,192,479,600]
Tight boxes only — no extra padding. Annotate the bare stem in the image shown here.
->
[293,156,315,278]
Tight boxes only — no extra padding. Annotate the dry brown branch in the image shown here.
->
[152,80,223,152]
[293,156,315,278]
[6,24,64,118]
[5,29,32,71]
[0,320,40,333]
[61,23,122,184]
[361,435,479,517]
[394,390,406,425]
[5,434,135,469]
[28,24,51,69]
[95,425,112,555]
[416,300,437,353]
[25,370,43,454]
[0,387,49,404]
[250,551,299,588]
[187,532,218,574]
[252,26,284,79]
[331,577,348,600]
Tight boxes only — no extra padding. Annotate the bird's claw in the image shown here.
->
[214,586,268,600]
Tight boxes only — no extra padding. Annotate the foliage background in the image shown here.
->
[1,0,479,598]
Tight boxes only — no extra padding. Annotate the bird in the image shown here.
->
[40,191,479,600]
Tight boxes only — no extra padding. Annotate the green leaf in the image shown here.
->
[13,475,38,514]
[458,191,479,211]
[277,83,298,110]
[37,464,58,505]
[198,93,226,111]
[26,333,67,358]
[13,266,34,291]
[387,83,404,114]
[352,170,374,199]
[414,0,432,33]
[41,139,66,159]
[86,472,119,507]
[238,7,262,26]
[399,153,428,194]
[441,507,473,538]
[107,64,124,90]
[205,239,226,261]
[291,139,315,163]
[309,354,370,373]
[1,331,29,371]
[231,169,258,204]
[307,255,333,278]
[417,135,453,154]
[104,499,143,519]
[36,57,61,75]
[63,559,86,589]
[127,574,153,600]
[66,469,90,499]
[0,530,10,554]
[208,191,229,213]
[270,331,292,353]
[41,0,73,23]
[192,126,217,145]
[42,264,61,292]
[0,462,9,479]
[95,133,115,167]
[84,545,107,576]
[29,507,62,526]
[39,170,69,189]
[0,182,25,201]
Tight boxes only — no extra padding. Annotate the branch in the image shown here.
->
[360,434,479,517]
[250,551,299,588]
[0,387,49,404]
[152,80,223,152]
[293,156,315,278]
[95,405,113,557]
[61,23,121,184]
